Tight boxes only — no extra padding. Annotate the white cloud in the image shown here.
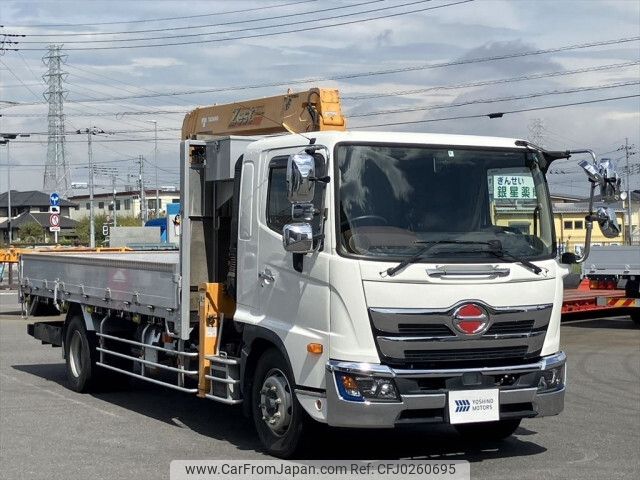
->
[1,0,638,194]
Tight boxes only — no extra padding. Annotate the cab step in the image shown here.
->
[204,353,242,405]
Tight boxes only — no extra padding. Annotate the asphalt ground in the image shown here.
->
[1,291,639,480]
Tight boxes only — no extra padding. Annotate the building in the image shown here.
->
[0,211,77,243]
[553,202,626,252]
[69,189,180,221]
[0,190,77,243]
[493,191,631,253]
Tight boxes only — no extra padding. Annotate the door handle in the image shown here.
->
[258,268,275,285]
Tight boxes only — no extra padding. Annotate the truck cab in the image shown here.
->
[185,131,568,453]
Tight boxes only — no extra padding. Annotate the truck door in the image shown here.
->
[255,151,330,389]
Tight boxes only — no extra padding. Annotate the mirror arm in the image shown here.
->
[573,180,597,264]
[567,149,597,164]
[292,253,304,273]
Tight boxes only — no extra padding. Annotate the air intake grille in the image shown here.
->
[486,320,535,335]
[404,346,529,363]
[397,324,453,336]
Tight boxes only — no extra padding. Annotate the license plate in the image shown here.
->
[448,389,500,424]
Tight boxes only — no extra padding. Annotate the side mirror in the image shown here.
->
[291,202,314,222]
[598,158,622,202]
[287,153,315,203]
[578,157,622,203]
[283,223,314,253]
[595,207,620,238]
[560,252,578,264]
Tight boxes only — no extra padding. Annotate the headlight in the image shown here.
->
[335,372,400,402]
[538,364,565,392]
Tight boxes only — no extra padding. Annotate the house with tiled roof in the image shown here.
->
[0,190,77,243]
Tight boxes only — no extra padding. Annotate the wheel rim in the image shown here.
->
[258,368,293,436]
[69,331,83,378]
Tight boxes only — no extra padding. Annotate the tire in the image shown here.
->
[631,311,640,326]
[454,418,521,441]
[64,315,98,393]
[625,279,640,298]
[251,349,306,458]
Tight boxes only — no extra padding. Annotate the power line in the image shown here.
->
[10,35,638,104]
[19,0,381,38]
[341,61,640,101]
[0,58,42,100]
[349,94,640,129]
[64,64,198,108]
[8,0,318,27]
[13,0,474,51]
[349,80,640,118]
[7,79,637,119]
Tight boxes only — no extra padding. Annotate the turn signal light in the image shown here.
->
[307,343,323,354]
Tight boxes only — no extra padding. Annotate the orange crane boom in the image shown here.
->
[181,87,346,139]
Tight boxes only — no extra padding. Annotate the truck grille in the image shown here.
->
[397,324,453,336]
[404,346,529,363]
[486,320,535,335]
[369,303,552,367]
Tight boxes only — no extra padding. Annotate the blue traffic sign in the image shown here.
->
[50,192,60,206]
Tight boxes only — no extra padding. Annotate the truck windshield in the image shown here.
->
[336,144,555,262]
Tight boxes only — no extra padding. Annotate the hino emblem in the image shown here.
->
[453,303,490,335]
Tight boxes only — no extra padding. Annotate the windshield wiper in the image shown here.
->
[435,245,543,275]
[486,248,543,275]
[384,240,501,277]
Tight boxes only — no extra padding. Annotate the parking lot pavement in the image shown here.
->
[1,290,639,480]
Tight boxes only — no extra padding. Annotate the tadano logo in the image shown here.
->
[454,400,471,412]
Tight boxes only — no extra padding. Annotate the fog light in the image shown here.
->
[538,365,565,392]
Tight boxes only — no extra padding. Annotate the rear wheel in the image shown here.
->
[251,349,306,458]
[454,418,521,441]
[630,311,640,326]
[625,278,639,298]
[64,315,98,392]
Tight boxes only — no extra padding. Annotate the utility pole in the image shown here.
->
[112,174,118,228]
[153,120,159,218]
[1,133,31,244]
[625,138,631,245]
[622,138,637,245]
[4,140,12,244]
[138,155,147,225]
[77,128,104,248]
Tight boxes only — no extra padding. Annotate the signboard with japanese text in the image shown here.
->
[488,168,536,201]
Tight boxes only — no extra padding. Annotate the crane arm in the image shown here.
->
[181,87,346,139]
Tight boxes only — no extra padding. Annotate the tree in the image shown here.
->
[18,222,44,244]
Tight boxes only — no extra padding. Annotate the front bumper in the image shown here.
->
[324,351,566,428]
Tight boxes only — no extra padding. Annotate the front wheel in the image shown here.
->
[454,418,521,441]
[251,349,306,458]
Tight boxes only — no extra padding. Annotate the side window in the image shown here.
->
[266,163,291,232]
[266,154,326,236]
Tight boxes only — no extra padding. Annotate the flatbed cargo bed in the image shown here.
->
[582,246,640,277]
[20,251,180,322]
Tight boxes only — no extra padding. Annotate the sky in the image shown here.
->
[1,0,639,199]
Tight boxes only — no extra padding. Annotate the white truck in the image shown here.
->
[21,89,624,457]
[581,245,640,323]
